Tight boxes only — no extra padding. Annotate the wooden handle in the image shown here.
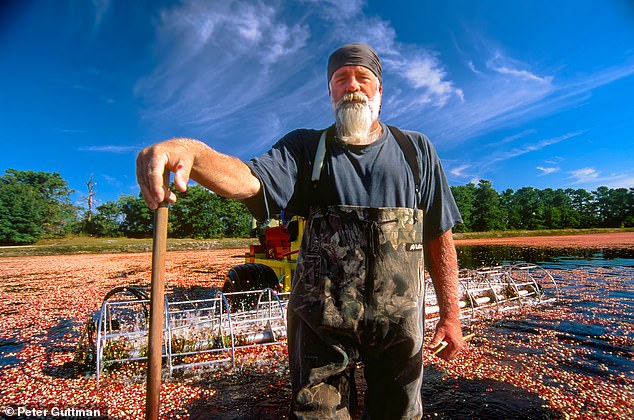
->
[432,332,476,355]
[146,171,170,419]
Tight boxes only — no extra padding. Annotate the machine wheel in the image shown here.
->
[223,263,280,293]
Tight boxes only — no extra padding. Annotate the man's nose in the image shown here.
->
[345,77,361,92]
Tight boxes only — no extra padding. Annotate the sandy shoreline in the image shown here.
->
[454,231,634,249]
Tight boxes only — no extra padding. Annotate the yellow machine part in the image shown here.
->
[245,217,304,292]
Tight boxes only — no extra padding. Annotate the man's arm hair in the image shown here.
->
[425,228,464,360]
[425,229,460,320]
[136,138,261,209]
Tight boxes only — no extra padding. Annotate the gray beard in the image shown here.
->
[332,92,381,144]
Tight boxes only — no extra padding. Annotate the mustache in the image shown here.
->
[338,91,369,106]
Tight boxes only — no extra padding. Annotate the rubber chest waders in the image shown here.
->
[287,127,426,419]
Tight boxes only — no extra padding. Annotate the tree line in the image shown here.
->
[0,169,253,245]
[1,169,632,245]
[451,179,634,232]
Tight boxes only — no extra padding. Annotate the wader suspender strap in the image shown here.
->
[311,129,329,183]
[311,124,422,217]
[387,125,421,198]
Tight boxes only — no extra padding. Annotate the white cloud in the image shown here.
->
[135,0,465,156]
[79,145,139,153]
[135,0,315,154]
[89,0,112,33]
[492,131,582,163]
[488,129,537,148]
[449,164,471,177]
[606,177,634,189]
[399,55,464,106]
[467,60,482,75]
[486,52,553,84]
[536,166,559,175]
[301,0,365,19]
[133,0,634,165]
[566,168,634,189]
[53,128,85,134]
[491,65,553,84]
[568,167,600,183]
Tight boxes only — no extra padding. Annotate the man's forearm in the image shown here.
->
[137,138,261,209]
[187,140,261,199]
[426,229,460,321]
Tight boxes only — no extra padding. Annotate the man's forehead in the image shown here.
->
[332,65,377,78]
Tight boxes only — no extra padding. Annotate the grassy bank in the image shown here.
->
[1,228,632,257]
[452,227,633,240]
[0,236,258,257]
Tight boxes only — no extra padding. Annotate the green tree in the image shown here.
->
[569,188,596,228]
[500,188,520,230]
[513,187,544,230]
[540,188,576,229]
[118,195,154,237]
[84,201,122,237]
[594,187,632,228]
[170,186,224,238]
[218,196,252,237]
[0,169,77,244]
[170,186,252,238]
[5,169,77,236]
[593,186,611,227]
[471,180,506,231]
[0,178,44,244]
[627,188,634,227]
[450,183,477,232]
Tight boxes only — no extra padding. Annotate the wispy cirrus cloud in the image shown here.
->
[565,167,634,189]
[487,53,554,84]
[448,130,580,185]
[134,0,464,156]
[390,53,464,107]
[536,166,559,176]
[568,167,600,183]
[79,145,139,153]
[133,0,634,170]
[491,131,582,163]
[53,128,85,134]
[449,164,471,178]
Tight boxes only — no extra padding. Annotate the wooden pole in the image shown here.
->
[145,171,170,420]
[432,332,476,356]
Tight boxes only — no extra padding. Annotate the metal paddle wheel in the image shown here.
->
[75,261,559,384]
[424,263,559,327]
[73,283,288,385]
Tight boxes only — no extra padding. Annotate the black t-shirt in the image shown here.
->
[245,123,462,240]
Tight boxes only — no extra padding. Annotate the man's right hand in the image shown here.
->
[136,138,261,209]
[136,138,199,209]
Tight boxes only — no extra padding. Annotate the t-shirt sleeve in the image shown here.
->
[415,133,463,240]
[243,130,312,221]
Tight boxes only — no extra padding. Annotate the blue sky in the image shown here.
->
[1,0,633,209]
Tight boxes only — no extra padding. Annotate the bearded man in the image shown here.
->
[137,44,463,419]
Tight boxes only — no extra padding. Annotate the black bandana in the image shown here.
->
[327,43,382,84]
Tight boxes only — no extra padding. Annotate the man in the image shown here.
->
[137,44,463,419]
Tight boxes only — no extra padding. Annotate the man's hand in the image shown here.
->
[426,317,464,360]
[425,229,464,360]
[136,139,198,209]
[136,138,261,210]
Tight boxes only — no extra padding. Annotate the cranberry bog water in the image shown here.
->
[0,238,632,419]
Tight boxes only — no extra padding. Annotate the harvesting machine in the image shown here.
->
[74,216,559,381]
